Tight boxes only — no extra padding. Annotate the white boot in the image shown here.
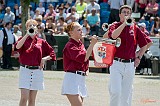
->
[148,68,152,75]
[140,69,144,75]
[144,68,148,75]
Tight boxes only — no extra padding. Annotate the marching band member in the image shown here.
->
[107,5,152,106]
[61,22,97,106]
[15,19,56,106]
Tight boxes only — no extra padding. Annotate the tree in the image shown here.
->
[20,0,39,35]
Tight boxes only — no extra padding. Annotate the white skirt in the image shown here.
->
[61,72,88,98]
[19,66,44,90]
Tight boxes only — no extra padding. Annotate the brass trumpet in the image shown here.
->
[97,37,121,47]
[126,17,133,26]
[102,23,109,31]
[27,25,38,36]
[84,35,121,47]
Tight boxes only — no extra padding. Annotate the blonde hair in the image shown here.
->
[25,19,38,28]
[65,22,77,36]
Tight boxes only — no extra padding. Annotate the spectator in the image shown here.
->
[134,0,148,17]
[138,22,149,36]
[82,19,90,36]
[55,16,67,34]
[46,4,53,14]
[108,0,124,24]
[55,7,67,23]
[35,17,45,32]
[58,27,68,35]
[75,0,87,22]
[29,5,35,19]
[86,8,100,36]
[138,23,152,75]
[0,0,5,12]
[64,2,72,14]
[14,4,21,24]
[3,7,15,25]
[36,2,45,17]
[0,22,15,70]
[44,4,56,22]
[98,0,108,4]
[150,17,160,37]
[66,6,79,23]
[125,0,135,8]
[37,25,46,40]
[39,0,51,9]
[145,0,159,20]
[33,10,43,20]
[86,0,100,15]
[13,25,22,41]
[81,19,90,49]
[44,16,56,34]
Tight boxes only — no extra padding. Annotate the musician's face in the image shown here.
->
[119,8,132,22]
[71,23,83,40]
[26,21,37,29]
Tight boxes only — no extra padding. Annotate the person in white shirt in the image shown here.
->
[13,25,22,41]
[33,10,43,20]
[55,7,67,24]
[66,6,79,24]
[36,2,45,16]
[0,22,15,70]
[3,7,15,25]
[86,0,100,15]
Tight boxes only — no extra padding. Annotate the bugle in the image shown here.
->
[97,37,121,47]
[83,35,121,47]
[126,17,133,26]
[27,25,38,36]
[102,23,109,31]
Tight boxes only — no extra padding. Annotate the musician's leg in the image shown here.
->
[109,61,123,106]
[121,62,135,106]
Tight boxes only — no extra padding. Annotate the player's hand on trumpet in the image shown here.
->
[90,35,98,45]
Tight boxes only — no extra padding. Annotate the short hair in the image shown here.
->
[59,16,65,22]
[119,5,132,14]
[65,22,77,36]
[13,25,19,29]
[5,22,12,27]
[5,7,11,11]
[35,17,42,22]
[48,4,53,8]
[26,19,38,28]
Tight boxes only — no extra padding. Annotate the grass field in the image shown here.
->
[0,70,160,106]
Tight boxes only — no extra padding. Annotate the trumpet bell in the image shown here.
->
[126,18,133,26]
[102,23,109,31]
[27,26,37,36]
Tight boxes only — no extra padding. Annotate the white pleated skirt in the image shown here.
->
[19,66,44,90]
[61,72,88,98]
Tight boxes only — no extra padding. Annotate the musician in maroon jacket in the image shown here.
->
[15,19,56,106]
[61,22,97,106]
[107,5,152,106]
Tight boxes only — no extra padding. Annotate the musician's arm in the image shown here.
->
[85,36,97,61]
[111,23,126,39]
[103,31,109,38]
[16,34,29,49]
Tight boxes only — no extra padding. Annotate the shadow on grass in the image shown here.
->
[140,76,160,80]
